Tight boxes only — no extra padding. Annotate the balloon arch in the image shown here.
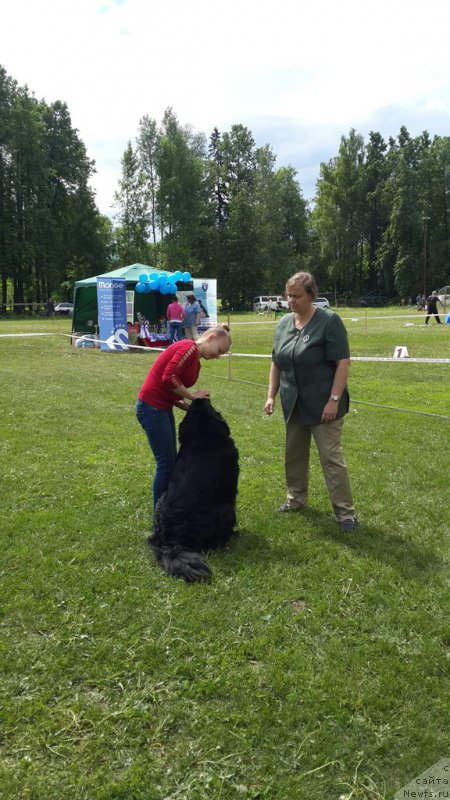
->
[135,270,192,295]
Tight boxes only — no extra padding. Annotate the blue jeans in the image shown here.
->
[136,399,177,510]
[168,321,184,343]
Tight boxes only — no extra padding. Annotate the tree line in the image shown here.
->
[0,65,110,311]
[311,128,450,301]
[1,64,449,311]
[113,109,308,309]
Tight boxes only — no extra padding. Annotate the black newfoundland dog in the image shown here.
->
[148,398,239,582]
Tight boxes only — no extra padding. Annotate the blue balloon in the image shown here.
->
[157,275,167,286]
[139,272,149,283]
[160,285,169,295]
[144,283,152,293]
[135,282,146,293]
[182,271,191,282]
[158,271,168,279]
[149,280,158,290]
[149,272,159,281]
[173,270,183,282]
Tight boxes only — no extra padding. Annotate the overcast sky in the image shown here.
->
[2,0,450,216]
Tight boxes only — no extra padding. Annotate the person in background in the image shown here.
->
[416,293,423,311]
[136,325,232,510]
[166,295,185,343]
[157,315,166,334]
[46,297,55,317]
[425,291,442,325]
[183,294,201,340]
[264,271,357,531]
[274,300,285,320]
[266,298,276,316]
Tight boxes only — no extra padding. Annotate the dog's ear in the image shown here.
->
[200,402,230,440]
[204,410,230,439]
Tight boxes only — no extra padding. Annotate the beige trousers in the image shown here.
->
[285,411,355,521]
[184,325,199,340]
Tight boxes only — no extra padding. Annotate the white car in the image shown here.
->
[313,297,330,309]
[253,295,289,312]
[54,302,74,316]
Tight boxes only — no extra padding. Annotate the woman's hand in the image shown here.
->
[265,363,280,415]
[321,399,339,423]
[265,397,276,415]
[192,390,210,400]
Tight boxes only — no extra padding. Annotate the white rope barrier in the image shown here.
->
[1,331,448,419]
[0,332,56,337]
[233,311,450,324]
[203,372,450,421]
[231,352,450,364]
[1,331,449,363]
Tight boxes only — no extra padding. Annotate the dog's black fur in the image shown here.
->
[148,398,239,581]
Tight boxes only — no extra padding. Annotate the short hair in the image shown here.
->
[286,272,318,300]
[187,294,196,303]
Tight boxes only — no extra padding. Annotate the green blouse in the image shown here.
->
[272,308,350,425]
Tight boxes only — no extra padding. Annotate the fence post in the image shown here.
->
[227,313,232,380]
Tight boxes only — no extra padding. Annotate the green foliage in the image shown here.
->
[0,313,448,799]
[114,142,150,265]
[137,115,159,245]
[118,117,309,308]
[313,130,371,296]
[3,60,450,313]
[313,126,450,300]
[0,65,111,308]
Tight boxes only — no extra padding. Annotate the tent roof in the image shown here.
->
[74,264,161,288]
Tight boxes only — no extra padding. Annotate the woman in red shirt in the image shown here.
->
[136,325,231,510]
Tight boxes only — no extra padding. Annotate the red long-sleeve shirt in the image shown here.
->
[138,340,200,409]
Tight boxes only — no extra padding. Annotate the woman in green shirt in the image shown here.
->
[264,272,356,531]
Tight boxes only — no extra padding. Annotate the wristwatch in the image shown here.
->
[330,394,340,402]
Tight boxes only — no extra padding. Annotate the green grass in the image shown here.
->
[0,313,449,799]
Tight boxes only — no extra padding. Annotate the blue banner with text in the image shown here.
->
[96,277,129,351]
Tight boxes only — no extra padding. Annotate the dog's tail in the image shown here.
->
[148,539,212,582]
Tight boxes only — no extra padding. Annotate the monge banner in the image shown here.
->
[96,277,129,351]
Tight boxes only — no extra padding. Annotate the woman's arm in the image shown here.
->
[162,343,209,403]
[173,385,209,402]
[321,357,350,423]
[174,398,194,411]
[264,361,281,415]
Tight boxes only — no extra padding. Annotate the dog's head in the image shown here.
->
[179,398,231,445]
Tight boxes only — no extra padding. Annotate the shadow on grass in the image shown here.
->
[223,510,443,581]
[308,509,442,579]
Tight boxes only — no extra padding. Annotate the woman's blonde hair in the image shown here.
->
[197,324,232,346]
[286,271,318,300]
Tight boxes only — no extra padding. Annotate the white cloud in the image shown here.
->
[2,0,450,211]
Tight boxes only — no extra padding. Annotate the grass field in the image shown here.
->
[0,310,449,799]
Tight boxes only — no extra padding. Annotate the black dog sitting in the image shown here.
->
[148,398,240,582]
